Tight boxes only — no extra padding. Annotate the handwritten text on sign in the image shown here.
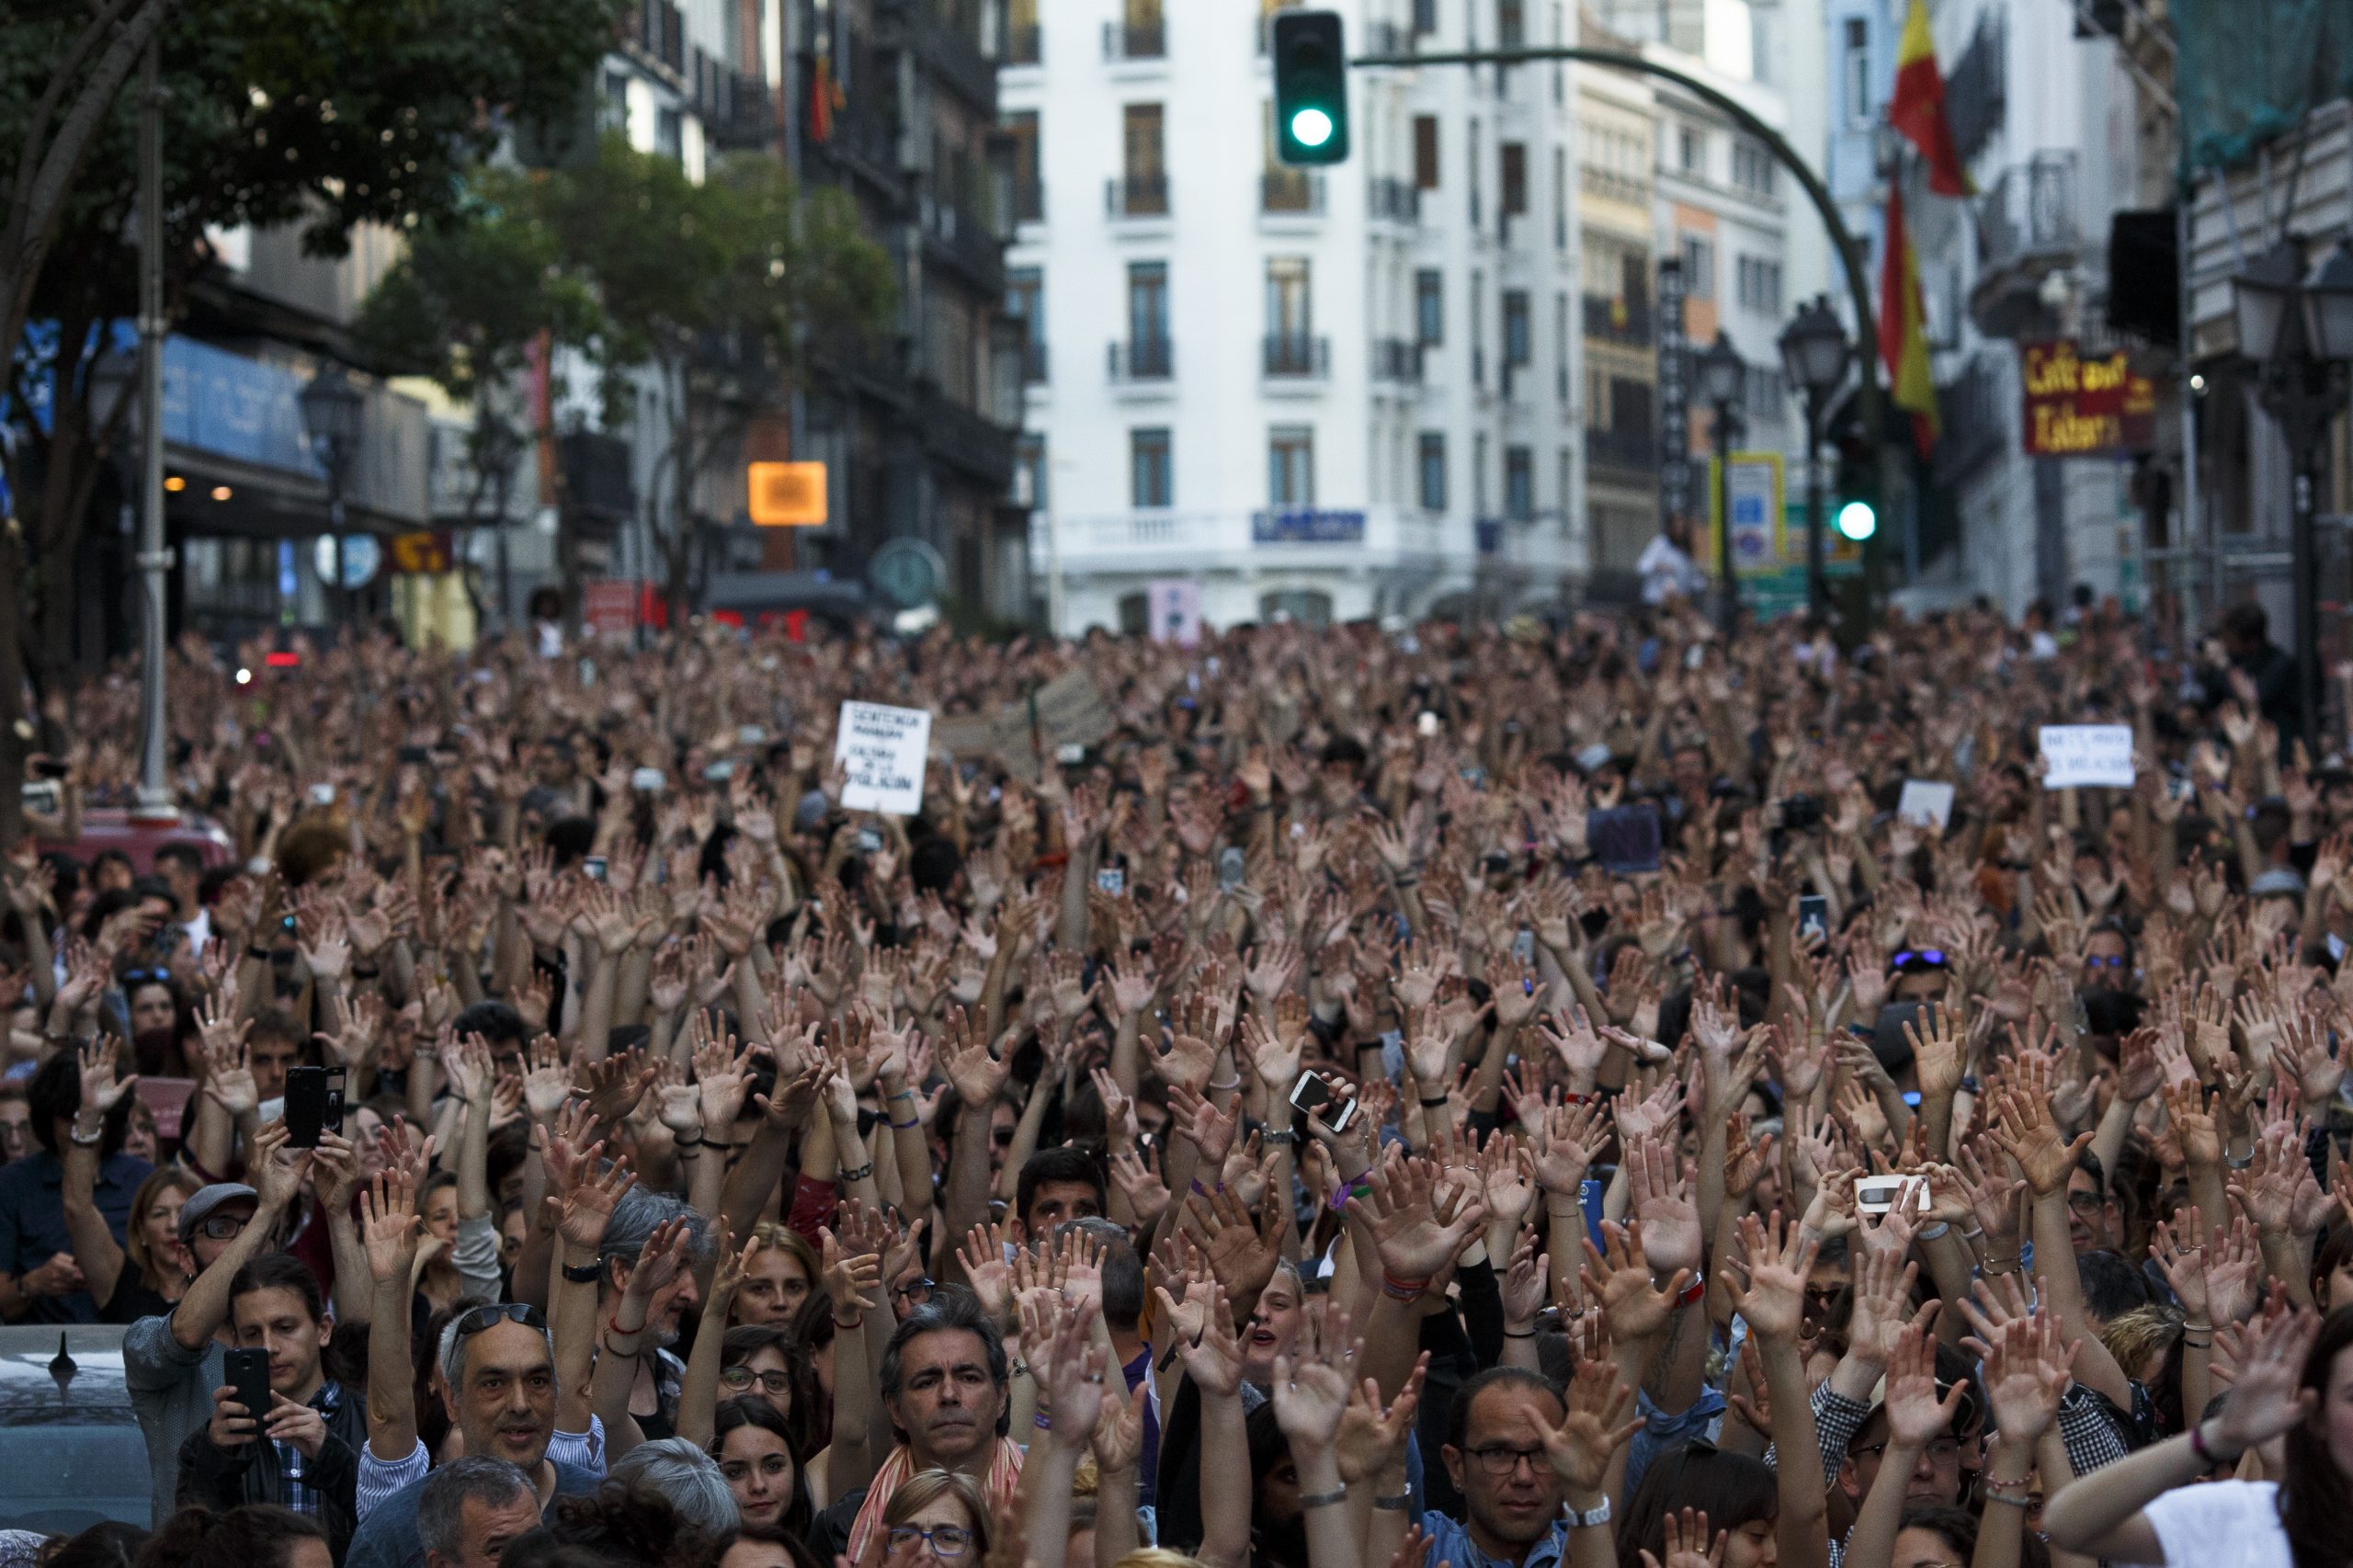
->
[834,701,932,815]
[2039,725,2136,790]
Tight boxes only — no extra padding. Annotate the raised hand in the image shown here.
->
[1349,1154,1489,1285]
[1731,1211,1816,1345]
[1270,1301,1359,1450]
[1638,1508,1728,1568]
[1334,1354,1427,1484]
[1540,1354,1643,1494]
[360,1169,422,1286]
[1972,1312,2073,1447]
[1577,1220,1687,1344]
[2203,1302,2322,1456]
[1160,1275,1246,1396]
[1881,1316,1965,1447]
[1624,1134,1701,1277]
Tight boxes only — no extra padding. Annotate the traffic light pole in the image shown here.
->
[1354,44,1888,616]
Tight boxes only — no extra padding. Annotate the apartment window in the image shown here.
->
[1417,432,1448,510]
[1473,432,1490,515]
[1007,0,1040,62]
[1415,268,1443,345]
[1121,104,1167,213]
[1557,446,1573,533]
[1552,145,1568,247]
[1006,110,1042,219]
[1124,257,1171,353]
[1120,0,1165,57]
[1498,0,1525,47]
[1007,267,1045,381]
[1681,235,1714,298]
[656,106,684,161]
[1266,256,1313,337]
[1505,446,1534,520]
[1500,142,1528,215]
[1471,270,1485,384]
[1677,124,1700,174]
[1736,255,1782,313]
[1413,116,1441,188]
[1843,19,1870,127]
[1503,290,1531,366]
[1014,434,1047,508]
[1268,426,1316,506]
[1468,120,1483,225]
[1554,289,1570,397]
[1552,2,1565,100]
[1131,427,1173,507]
[1413,0,1437,34]
[1733,140,1775,196]
[1747,364,1788,426]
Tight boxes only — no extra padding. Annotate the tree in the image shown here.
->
[0,0,624,844]
[535,134,894,620]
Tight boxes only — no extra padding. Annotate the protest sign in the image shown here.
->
[2039,725,2135,790]
[1896,780,1956,829]
[834,701,932,815]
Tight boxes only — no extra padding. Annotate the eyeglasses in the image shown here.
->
[452,1302,548,1342]
[200,1211,254,1240]
[722,1366,794,1396]
[1890,949,1948,971]
[894,1277,937,1305]
[2081,954,2127,970]
[885,1528,974,1559]
[1464,1444,1547,1477]
[1854,1437,1966,1461]
[2065,1190,2109,1215]
[119,967,172,987]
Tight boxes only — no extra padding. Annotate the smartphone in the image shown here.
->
[1797,894,1830,944]
[282,1066,346,1149]
[1096,866,1126,895]
[582,856,608,883]
[223,1347,271,1438]
[31,756,70,780]
[856,827,884,855]
[703,759,737,782]
[307,783,335,805]
[1217,845,1246,891]
[630,767,666,793]
[1288,1071,1358,1133]
[1511,929,1537,964]
[738,724,767,745]
[1855,1175,1928,1215]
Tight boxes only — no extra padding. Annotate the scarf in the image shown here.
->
[846,1438,1026,1565]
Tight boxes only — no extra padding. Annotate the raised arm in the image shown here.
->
[360,1168,425,1462]
[593,1215,697,1461]
[62,1040,138,1310]
[1733,1212,1830,1568]
[676,1227,752,1450]
[174,1119,304,1351]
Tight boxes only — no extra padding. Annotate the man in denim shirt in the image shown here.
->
[1418,1369,1615,1568]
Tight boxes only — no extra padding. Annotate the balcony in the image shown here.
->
[898,4,997,110]
[697,62,776,151]
[625,0,686,80]
[1108,337,1175,381]
[1585,424,1657,473]
[1022,342,1049,384]
[1581,292,1653,346]
[1104,18,1165,59]
[1971,153,2079,338]
[1263,333,1330,380]
[1006,23,1040,63]
[1371,338,1423,384]
[918,386,1017,489]
[1106,174,1170,218]
[1012,178,1044,224]
[1368,177,1420,224]
[1261,169,1325,215]
[919,196,1005,295]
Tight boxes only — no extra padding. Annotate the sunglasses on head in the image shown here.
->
[451,1301,548,1340]
[1890,949,1948,972]
[120,967,172,987]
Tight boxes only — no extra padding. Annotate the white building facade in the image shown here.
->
[1006,0,1590,634]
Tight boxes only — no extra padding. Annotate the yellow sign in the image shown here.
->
[388,531,452,574]
[748,461,828,527]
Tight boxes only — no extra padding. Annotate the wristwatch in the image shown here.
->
[1565,1497,1612,1529]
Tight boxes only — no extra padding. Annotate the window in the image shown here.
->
[656,106,684,161]
[1268,426,1315,506]
[1413,0,1437,37]
[1121,104,1166,212]
[1006,268,1045,381]
[1557,446,1573,533]
[1415,268,1443,345]
[1733,140,1775,196]
[1414,116,1440,188]
[1470,270,1484,384]
[1266,256,1312,337]
[1554,289,1569,397]
[1131,427,1173,507]
[1680,235,1713,298]
[1746,364,1787,426]
[1128,261,1169,347]
[1417,432,1447,510]
[1006,110,1042,219]
[1677,124,1700,174]
[1505,446,1534,520]
[1259,588,1332,626]
[1503,290,1531,366]
[1843,19,1870,127]
[1500,142,1528,215]
[1498,0,1525,47]
[1014,434,1047,508]
[1473,432,1489,515]
[1468,120,1482,225]
[1552,145,1568,247]
[1736,255,1782,313]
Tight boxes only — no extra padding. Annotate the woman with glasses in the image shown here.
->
[712,1398,813,1537]
[866,1470,988,1568]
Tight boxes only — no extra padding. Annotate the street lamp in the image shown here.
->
[471,409,526,629]
[1779,296,1850,618]
[300,365,364,631]
[1697,331,1746,631]
[2232,235,2353,749]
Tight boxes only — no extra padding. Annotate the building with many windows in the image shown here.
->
[1575,17,1661,577]
[1004,0,1589,633]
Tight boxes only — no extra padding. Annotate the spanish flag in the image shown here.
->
[1880,185,1939,455]
[809,55,844,143]
[1889,0,1972,197]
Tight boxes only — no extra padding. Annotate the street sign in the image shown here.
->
[388,531,452,574]
[580,580,640,639]
[868,537,946,609]
[748,460,827,527]
[313,534,381,589]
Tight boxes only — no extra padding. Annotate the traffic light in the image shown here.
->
[1272,11,1350,165]
[1830,426,1879,543]
[1835,498,1878,542]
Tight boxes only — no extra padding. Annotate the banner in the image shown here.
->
[2021,339,2157,457]
[2039,724,2136,789]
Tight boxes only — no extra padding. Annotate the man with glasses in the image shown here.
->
[2064,1152,2124,1255]
[125,1120,303,1525]
[1425,1366,1604,1568]
[1832,1352,1983,1529]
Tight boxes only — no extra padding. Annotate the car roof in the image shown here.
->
[0,1324,134,1424]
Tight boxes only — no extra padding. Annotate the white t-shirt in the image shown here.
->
[2138,1480,2290,1568]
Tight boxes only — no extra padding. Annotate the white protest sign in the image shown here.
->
[1896,779,1956,829]
[2038,725,2136,790]
[1147,578,1202,645]
[834,701,933,815]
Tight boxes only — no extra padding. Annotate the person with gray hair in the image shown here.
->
[591,1189,711,1460]
[608,1437,739,1535]
[416,1458,541,1568]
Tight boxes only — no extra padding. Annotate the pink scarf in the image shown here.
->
[845,1438,1026,1565]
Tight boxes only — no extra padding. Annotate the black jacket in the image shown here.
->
[176,1381,367,1561]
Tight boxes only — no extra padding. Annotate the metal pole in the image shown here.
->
[132,35,173,823]
[1805,393,1826,618]
[1713,405,1735,632]
[330,466,347,634]
[2294,456,2321,750]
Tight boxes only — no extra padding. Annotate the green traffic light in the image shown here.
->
[1835,500,1877,541]
[1290,108,1334,148]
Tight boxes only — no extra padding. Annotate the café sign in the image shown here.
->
[2020,339,2154,457]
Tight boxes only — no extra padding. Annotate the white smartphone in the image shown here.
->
[1855,1175,1929,1216]
[1289,1072,1358,1133]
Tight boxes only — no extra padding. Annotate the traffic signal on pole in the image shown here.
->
[1272,11,1350,165]
[1831,430,1879,543]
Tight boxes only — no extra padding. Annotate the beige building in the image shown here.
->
[1575,18,1661,574]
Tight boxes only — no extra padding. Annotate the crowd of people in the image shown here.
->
[1,593,2349,1568]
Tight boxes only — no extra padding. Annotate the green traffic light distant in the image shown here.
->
[1272,11,1349,165]
[1290,108,1334,148]
[1835,500,1877,541]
